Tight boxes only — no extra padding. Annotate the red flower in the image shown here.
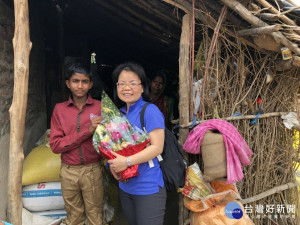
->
[111,131,122,142]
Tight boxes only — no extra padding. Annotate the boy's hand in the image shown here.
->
[89,116,103,134]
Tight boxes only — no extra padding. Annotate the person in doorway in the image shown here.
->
[108,62,167,225]
[149,71,175,129]
[150,71,180,225]
[49,63,104,225]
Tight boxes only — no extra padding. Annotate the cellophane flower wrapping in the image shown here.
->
[93,91,150,180]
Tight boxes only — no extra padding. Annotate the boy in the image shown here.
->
[50,63,104,225]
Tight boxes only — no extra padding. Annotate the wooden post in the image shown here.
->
[178,14,191,225]
[7,0,32,224]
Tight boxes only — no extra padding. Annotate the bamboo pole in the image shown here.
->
[240,182,299,204]
[178,14,191,225]
[7,0,32,224]
[172,112,294,127]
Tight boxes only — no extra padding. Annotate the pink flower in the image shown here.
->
[132,134,140,141]
[119,123,129,131]
[111,132,122,142]
[106,122,118,132]
[100,141,109,148]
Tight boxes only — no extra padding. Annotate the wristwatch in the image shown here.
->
[126,157,132,167]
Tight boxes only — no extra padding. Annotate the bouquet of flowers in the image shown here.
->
[93,91,150,180]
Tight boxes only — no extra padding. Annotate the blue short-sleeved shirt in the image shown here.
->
[119,97,165,195]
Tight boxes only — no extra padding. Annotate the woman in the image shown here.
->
[150,71,174,129]
[107,62,166,225]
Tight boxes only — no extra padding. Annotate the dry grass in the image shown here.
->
[188,18,300,225]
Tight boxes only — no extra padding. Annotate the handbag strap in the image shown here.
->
[140,102,151,132]
[140,102,163,164]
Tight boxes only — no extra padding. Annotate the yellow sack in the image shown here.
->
[22,144,61,185]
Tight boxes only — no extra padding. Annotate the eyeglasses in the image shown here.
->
[116,82,142,89]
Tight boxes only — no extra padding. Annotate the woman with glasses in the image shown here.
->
[107,62,166,225]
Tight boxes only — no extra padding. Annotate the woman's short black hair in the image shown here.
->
[112,62,150,107]
[66,63,91,81]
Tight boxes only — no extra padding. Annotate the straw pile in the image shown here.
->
[189,14,300,225]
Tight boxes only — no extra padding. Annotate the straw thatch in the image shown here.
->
[186,5,300,225]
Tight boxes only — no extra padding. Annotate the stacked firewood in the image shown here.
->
[221,0,300,71]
